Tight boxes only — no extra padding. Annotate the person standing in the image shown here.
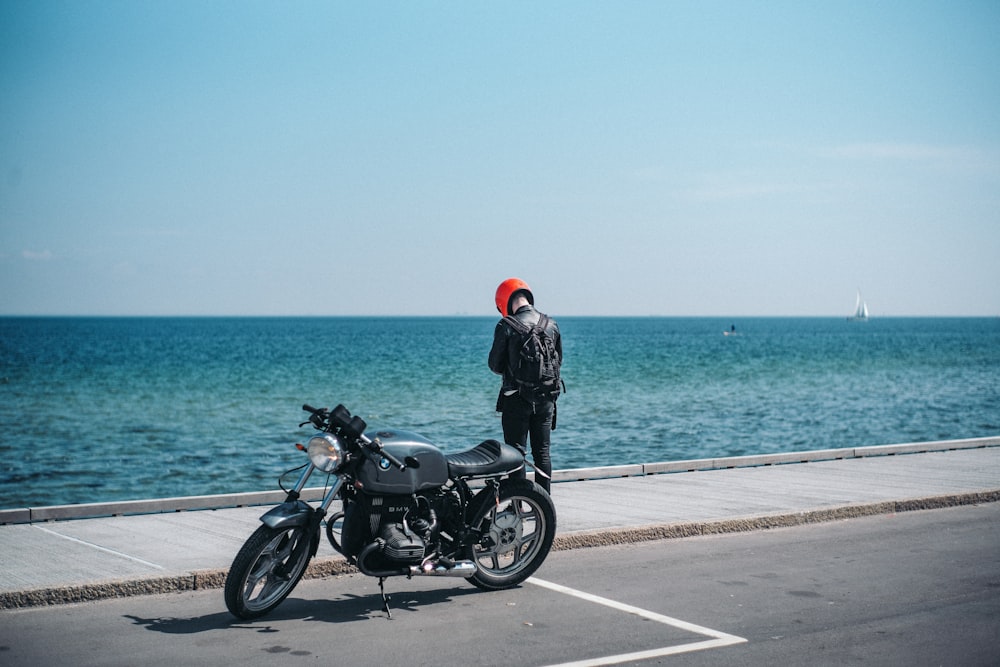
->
[488,278,563,494]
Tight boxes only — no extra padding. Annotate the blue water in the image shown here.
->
[1,316,998,509]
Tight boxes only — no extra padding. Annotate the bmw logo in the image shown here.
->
[379,457,391,471]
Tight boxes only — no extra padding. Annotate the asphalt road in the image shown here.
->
[2,503,998,666]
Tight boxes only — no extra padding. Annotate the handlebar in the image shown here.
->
[302,403,407,471]
[359,433,408,471]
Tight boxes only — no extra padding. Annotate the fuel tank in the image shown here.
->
[357,429,449,494]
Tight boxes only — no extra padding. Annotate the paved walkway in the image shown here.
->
[2,440,998,609]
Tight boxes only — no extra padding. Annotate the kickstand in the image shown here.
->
[378,577,392,620]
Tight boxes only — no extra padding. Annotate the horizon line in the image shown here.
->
[1,313,997,319]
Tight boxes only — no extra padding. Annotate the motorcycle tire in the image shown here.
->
[224,524,313,620]
[466,479,556,591]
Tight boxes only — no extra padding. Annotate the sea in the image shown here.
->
[1,316,998,510]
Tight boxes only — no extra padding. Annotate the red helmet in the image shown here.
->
[494,278,534,317]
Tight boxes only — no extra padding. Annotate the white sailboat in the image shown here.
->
[849,289,869,321]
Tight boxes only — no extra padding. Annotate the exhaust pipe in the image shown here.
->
[356,542,409,578]
[357,542,478,578]
[408,559,477,577]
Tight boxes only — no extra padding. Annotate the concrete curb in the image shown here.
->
[4,489,997,611]
[550,490,1000,549]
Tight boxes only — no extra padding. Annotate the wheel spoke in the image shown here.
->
[243,570,265,599]
[510,534,532,564]
[256,577,288,603]
[273,534,295,562]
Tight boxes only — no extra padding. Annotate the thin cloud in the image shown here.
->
[22,250,53,261]
[122,228,189,238]
[684,182,801,201]
[676,177,837,203]
[825,142,972,161]
[822,143,1000,177]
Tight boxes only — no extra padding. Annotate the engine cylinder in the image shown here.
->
[380,524,425,563]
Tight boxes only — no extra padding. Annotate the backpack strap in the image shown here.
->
[503,315,529,334]
[504,314,547,334]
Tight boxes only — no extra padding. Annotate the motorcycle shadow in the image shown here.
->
[125,581,490,635]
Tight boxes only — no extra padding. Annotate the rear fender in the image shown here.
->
[466,479,543,529]
[466,482,501,528]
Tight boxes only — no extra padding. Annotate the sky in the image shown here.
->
[1,1,998,317]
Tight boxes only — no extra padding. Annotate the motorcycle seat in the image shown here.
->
[445,439,524,478]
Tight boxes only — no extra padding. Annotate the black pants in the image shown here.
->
[500,394,554,493]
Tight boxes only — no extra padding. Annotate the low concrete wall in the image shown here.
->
[2,435,998,525]
[553,436,1000,480]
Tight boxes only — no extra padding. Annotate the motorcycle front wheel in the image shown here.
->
[466,479,556,591]
[224,524,313,619]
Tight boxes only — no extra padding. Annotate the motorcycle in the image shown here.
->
[224,403,557,620]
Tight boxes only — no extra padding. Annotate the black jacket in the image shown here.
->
[488,304,562,399]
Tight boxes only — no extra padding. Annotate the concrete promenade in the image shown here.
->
[1,437,998,609]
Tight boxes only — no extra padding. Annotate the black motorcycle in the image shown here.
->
[224,403,556,619]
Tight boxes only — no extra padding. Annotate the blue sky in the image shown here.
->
[2,1,998,316]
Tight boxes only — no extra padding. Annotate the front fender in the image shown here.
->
[260,499,314,530]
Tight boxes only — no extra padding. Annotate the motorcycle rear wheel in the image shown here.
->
[224,524,313,619]
[467,479,556,591]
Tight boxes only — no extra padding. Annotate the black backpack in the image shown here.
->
[504,314,562,404]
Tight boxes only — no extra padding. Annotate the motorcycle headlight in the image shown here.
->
[307,434,345,473]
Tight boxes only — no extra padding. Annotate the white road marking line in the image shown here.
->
[32,525,165,570]
[528,577,747,666]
